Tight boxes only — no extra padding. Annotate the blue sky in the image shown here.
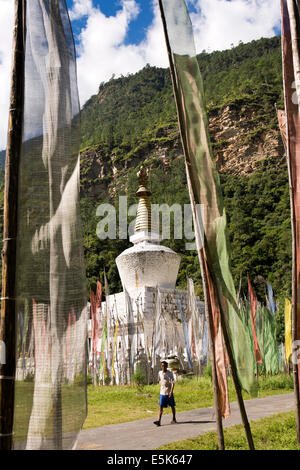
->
[65,0,281,105]
[66,0,156,46]
[0,0,281,149]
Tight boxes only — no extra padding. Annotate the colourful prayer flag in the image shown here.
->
[96,281,102,311]
[112,319,119,378]
[248,279,263,364]
[267,282,276,315]
[277,108,288,153]
[159,0,258,418]
[99,319,107,377]
[285,298,292,364]
[177,298,193,369]
[281,0,300,388]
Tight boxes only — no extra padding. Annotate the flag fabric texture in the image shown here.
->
[281,0,300,387]
[285,298,293,364]
[112,319,119,378]
[255,304,279,374]
[90,290,96,358]
[177,298,193,369]
[277,108,288,152]
[159,0,257,418]
[13,0,87,449]
[99,320,107,378]
[267,282,276,316]
[248,279,263,364]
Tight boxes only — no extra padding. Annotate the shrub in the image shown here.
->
[203,363,212,381]
[104,376,111,386]
[259,374,294,391]
[131,368,146,392]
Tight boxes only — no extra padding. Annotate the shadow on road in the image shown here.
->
[172,420,215,425]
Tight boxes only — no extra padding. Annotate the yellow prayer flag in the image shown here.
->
[285,298,292,364]
[112,319,119,378]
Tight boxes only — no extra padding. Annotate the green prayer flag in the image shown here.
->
[99,319,107,376]
[160,0,257,397]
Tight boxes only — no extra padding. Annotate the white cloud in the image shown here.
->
[69,0,93,21]
[140,2,168,68]
[74,0,168,106]
[189,0,281,52]
[0,0,14,151]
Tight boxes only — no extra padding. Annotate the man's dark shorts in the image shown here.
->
[159,394,176,408]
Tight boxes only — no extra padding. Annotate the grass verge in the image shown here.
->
[156,411,300,450]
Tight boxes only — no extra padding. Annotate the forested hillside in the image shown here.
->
[0,36,290,338]
[79,36,289,326]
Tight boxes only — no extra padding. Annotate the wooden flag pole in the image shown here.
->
[157,0,225,450]
[218,300,255,450]
[285,0,300,444]
[158,0,255,451]
[198,253,225,450]
[0,0,26,450]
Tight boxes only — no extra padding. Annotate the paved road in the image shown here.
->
[76,393,295,450]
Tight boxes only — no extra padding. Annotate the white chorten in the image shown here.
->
[116,165,181,296]
[93,166,207,386]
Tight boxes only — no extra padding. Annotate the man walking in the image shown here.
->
[153,360,176,426]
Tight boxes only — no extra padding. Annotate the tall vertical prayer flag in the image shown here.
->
[112,319,119,378]
[248,279,263,364]
[159,0,257,418]
[285,298,293,365]
[261,305,279,374]
[277,108,288,152]
[90,291,96,355]
[99,320,107,378]
[177,298,193,369]
[267,282,276,316]
[281,0,300,400]
[96,281,102,311]
[13,0,87,449]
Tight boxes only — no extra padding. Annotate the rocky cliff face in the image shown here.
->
[80,102,285,199]
[210,104,285,175]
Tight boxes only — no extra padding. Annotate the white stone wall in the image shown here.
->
[97,286,207,385]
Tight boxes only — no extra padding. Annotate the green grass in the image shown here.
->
[83,373,294,430]
[13,380,86,442]
[156,411,300,450]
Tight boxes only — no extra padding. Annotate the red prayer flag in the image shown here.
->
[248,279,263,364]
[96,281,102,310]
[90,290,96,368]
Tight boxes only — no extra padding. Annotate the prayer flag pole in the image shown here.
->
[287,0,300,443]
[281,0,300,443]
[157,0,226,449]
[0,0,26,450]
[158,0,254,450]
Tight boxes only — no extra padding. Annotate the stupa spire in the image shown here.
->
[134,166,152,233]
